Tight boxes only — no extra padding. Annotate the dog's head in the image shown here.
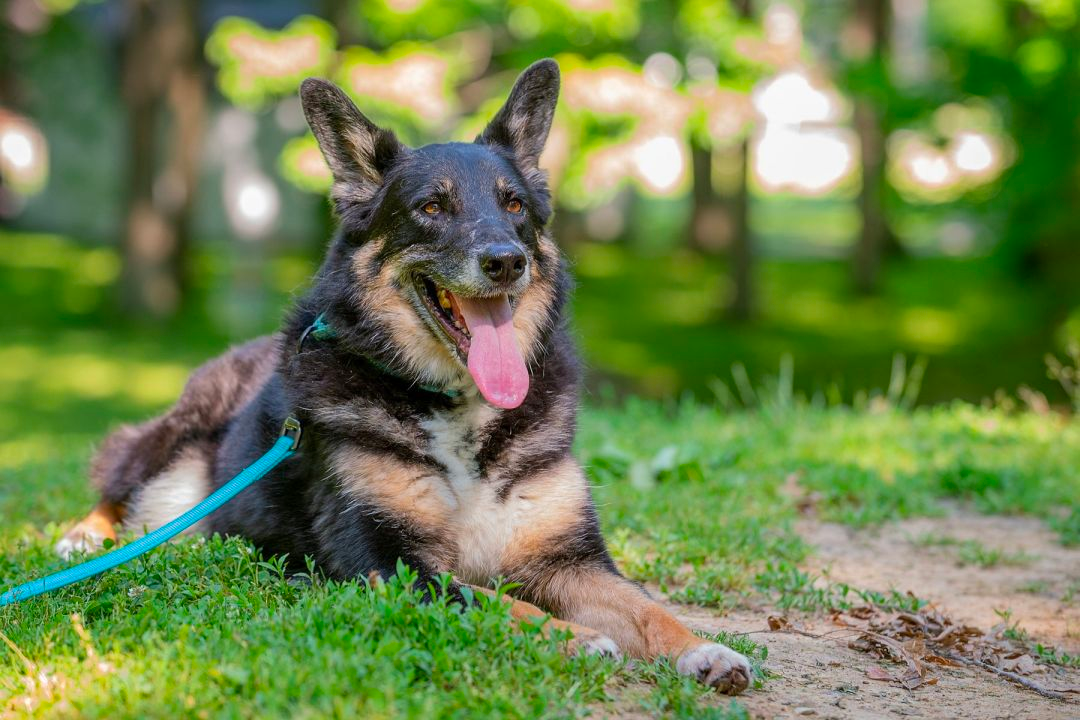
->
[300,60,565,410]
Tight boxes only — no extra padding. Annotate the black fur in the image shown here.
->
[95,60,612,601]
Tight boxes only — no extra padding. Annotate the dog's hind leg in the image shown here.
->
[55,413,198,559]
[55,500,123,559]
[56,336,280,558]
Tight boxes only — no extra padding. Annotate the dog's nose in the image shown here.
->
[479,244,527,284]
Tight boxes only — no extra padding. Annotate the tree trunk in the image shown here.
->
[0,18,21,219]
[728,138,752,321]
[0,19,18,107]
[322,0,362,46]
[552,206,589,250]
[853,99,886,293]
[120,0,173,317]
[727,0,754,321]
[162,0,205,301]
[850,0,891,294]
[119,0,203,319]
[690,142,736,253]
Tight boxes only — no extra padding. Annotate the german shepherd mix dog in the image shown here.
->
[59,60,751,693]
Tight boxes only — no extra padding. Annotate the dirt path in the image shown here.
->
[668,512,1080,720]
[801,512,1080,653]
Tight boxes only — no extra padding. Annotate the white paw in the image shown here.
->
[577,634,621,659]
[55,529,108,560]
[675,641,752,695]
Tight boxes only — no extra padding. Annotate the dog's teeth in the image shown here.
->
[437,288,451,310]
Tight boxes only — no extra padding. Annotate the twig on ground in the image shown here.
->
[942,652,1068,701]
[749,625,862,642]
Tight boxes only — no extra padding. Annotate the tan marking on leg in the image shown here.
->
[331,446,457,571]
[495,459,707,661]
[332,447,455,532]
[56,501,122,558]
[466,584,619,657]
[535,568,694,658]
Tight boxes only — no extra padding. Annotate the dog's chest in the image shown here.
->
[420,403,523,584]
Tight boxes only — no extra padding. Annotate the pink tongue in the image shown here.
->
[454,294,529,409]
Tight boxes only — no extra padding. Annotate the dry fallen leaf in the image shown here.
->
[838,602,1070,699]
[767,615,790,631]
[866,666,894,682]
[923,654,961,667]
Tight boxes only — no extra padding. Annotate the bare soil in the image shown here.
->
[801,512,1080,653]
[668,511,1080,720]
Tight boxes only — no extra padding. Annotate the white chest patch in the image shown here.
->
[420,400,524,584]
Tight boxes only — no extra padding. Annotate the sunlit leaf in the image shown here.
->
[278,134,332,194]
[206,16,337,109]
[337,43,463,136]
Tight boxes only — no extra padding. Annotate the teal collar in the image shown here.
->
[299,312,462,399]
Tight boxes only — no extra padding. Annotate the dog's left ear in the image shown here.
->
[479,59,560,170]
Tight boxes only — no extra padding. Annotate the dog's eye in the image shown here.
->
[422,202,442,215]
[506,198,524,214]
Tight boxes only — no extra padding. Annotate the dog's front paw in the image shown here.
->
[568,629,621,659]
[675,641,752,694]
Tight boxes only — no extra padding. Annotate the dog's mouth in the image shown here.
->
[419,276,471,357]
[415,276,529,409]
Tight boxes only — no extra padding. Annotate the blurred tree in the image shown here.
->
[119,0,206,319]
[0,11,22,217]
[724,0,756,321]
[322,0,364,46]
[995,2,1079,290]
[916,0,1079,298]
[676,0,763,320]
[0,17,18,108]
[846,0,895,295]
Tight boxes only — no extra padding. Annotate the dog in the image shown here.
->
[58,59,751,694]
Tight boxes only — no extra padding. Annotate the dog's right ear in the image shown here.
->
[300,78,403,203]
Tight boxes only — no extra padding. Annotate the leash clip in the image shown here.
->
[281,416,302,450]
[297,312,337,353]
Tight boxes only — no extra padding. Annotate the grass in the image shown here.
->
[1033,643,1080,670]
[570,241,1072,405]
[914,535,1038,568]
[2,549,620,718]
[956,541,1036,569]
[4,384,1078,716]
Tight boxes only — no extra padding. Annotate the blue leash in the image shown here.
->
[0,417,302,608]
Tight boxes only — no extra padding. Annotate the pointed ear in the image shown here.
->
[300,78,403,203]
[479,59,560,170]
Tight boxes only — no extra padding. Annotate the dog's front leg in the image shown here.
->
[464,584,620,658]
[495,457,752,692]
[530,568,752,694]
